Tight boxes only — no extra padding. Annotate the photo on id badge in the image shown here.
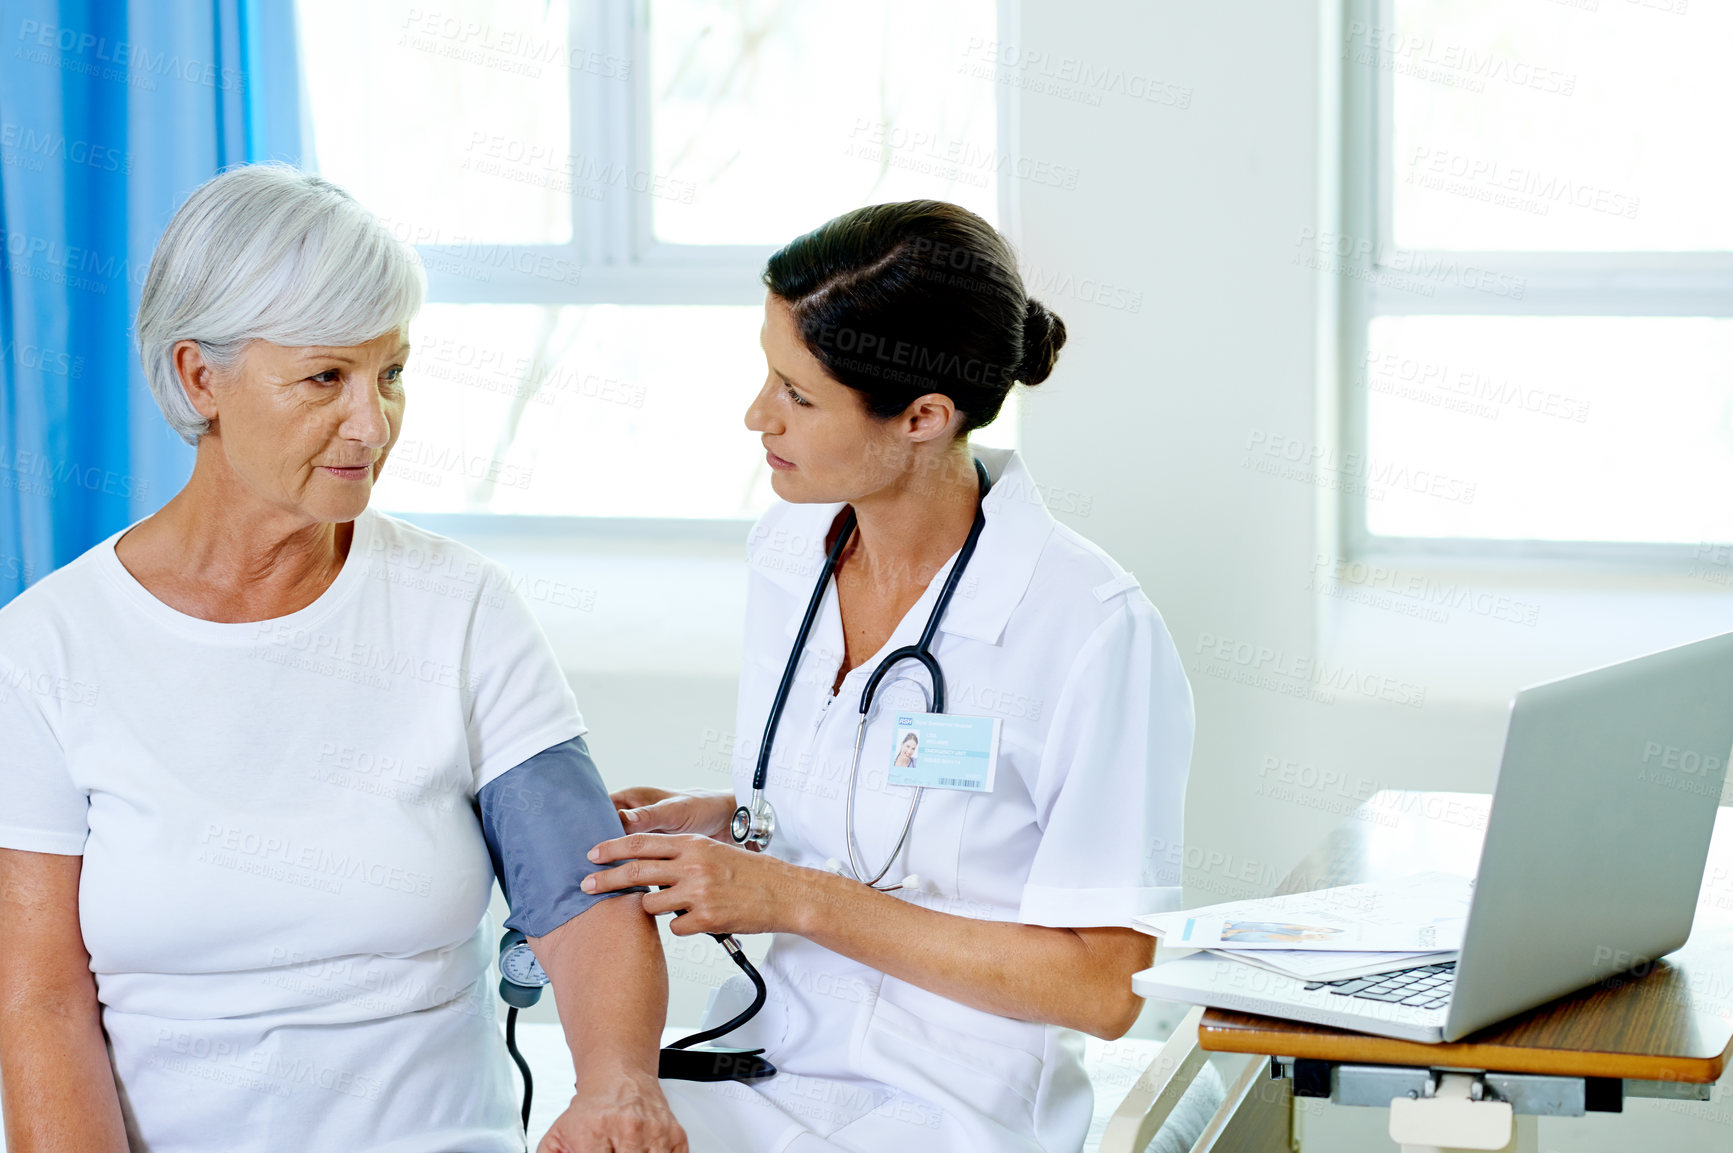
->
[888,713,1002,792]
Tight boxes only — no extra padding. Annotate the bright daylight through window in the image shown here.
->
[1346,0,1733,547]
[297,0,1006,520]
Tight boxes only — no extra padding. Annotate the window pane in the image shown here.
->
[1364,316,1733,542]
[376,305,771,518]
[648,0,998,245]
[1382,0,1733,251]
[298,0,573,245]
[377,304,1021,520]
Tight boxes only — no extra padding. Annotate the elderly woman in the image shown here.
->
[0,166,685,1153]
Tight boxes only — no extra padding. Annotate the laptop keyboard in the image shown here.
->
[1302,961,1456,1010]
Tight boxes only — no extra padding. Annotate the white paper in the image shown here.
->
[1205,948,1458,982]
[1133,872,1474,952]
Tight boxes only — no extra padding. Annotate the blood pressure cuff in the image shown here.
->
[477,735,645,938]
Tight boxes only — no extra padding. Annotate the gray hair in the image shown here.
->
[136,164,425,444]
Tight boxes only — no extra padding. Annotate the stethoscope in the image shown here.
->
[731,458,991,890]
[486,467,1001,1106]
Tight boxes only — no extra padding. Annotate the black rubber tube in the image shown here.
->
[663,936,768,1050]
[506,1005,534,1132]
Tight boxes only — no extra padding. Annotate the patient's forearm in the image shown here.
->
[0,848,128,1153]
[531,893,668,1087]
[0,1000,129,1153]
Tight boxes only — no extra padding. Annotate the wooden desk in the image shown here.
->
[1197,791,1733,1084]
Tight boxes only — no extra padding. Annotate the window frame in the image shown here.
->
[1339,0,1733,565]
[413,1,773,307]
[396,0,1018,531]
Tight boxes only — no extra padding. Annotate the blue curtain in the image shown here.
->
[0,0,304,605]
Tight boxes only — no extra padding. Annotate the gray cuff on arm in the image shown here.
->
[478,735,646,938]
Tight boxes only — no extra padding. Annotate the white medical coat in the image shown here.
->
[663,447,1193,1153]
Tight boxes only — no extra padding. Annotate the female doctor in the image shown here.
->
[585,201,1204,1152]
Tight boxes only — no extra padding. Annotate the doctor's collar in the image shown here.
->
[750,447,1055,647]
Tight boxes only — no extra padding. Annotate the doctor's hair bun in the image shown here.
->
[764,200,1067,434]
[1018,299,1066,387]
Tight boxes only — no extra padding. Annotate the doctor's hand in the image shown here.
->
[539,1072,687,1153]
[584,832,805,937]
[609,787,737,842]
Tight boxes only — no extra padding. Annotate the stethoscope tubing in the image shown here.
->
[740,459,991,887]
[845,713,923,887]
[750,507,859,794]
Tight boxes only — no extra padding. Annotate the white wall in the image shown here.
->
[1005,0,1733,904]
[999,3,1733,1149]
[1010,0,1366,896]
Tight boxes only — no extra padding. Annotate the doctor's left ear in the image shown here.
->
[897,393,963,444]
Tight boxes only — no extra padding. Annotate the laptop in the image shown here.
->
[1136,628,1733,1043]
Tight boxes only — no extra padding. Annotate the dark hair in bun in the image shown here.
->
[1019,298,1066,387]
[763,200,1067,434]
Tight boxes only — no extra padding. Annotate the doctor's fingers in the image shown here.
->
[589,831,707,864]
[583,857,682,895]
[619,797,713,836]
[637,882,706,922]
[610,785,676,814]
[649,890,739,936]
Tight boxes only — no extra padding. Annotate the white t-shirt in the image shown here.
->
[0,508,584,1153]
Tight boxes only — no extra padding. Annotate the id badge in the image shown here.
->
[886,713,1001,792]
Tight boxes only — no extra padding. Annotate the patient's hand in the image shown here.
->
[610,787,735,841]
[538,1070,687,1153]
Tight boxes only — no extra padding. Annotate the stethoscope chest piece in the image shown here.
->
[731,795,776,851]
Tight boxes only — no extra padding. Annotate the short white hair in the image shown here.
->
[136,164,425,444]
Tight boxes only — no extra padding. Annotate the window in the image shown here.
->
[1339,0,1733,552]
[296,0,1008,520]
